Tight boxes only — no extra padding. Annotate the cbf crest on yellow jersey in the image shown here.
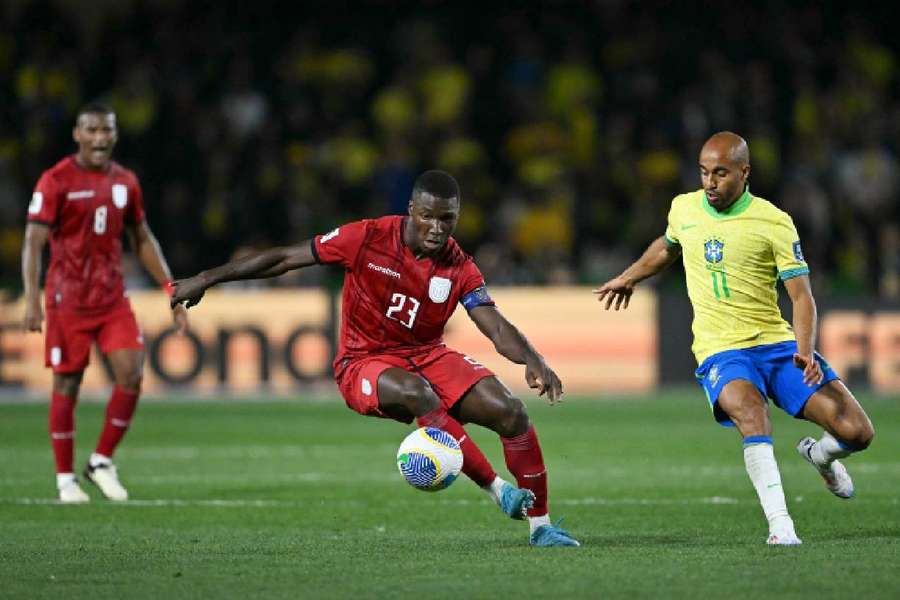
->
[664,187,809,364]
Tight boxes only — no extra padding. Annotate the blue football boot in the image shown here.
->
[499,483,535,520]
[530,520,580,547]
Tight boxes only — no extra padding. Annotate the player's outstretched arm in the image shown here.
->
[21,222,50,332]
[783,274,823,386]
[127,220,188,332]
[468,305,563,405]
[593,236,681,310]
[171,241,317,309]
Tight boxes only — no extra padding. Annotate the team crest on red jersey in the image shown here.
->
[112,184,128,208]
[428,277,452,303]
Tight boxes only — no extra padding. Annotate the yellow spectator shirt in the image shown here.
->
[664,188,809,364]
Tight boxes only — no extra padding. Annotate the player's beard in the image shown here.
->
[87,148,112,168]
[422,237,445,254]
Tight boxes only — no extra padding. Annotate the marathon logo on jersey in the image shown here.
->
[704,237,725,264]
[320,227,340,243]
[428,277,452,303]
[112,184,128,208]
[28,192,43,214]
[66,190,95,201]
[367,262,401,279]
[792,241,805,263]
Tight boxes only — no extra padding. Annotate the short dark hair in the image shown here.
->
[412,170,460,203]
[76,101,115,121]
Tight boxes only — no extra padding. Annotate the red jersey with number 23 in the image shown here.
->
[313,216,492,370]
[27,156,145,313]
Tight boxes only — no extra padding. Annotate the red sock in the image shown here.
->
[501,425,548,517]
[418,409,496,487]
[95,386,140,458]
[49,391,77,474]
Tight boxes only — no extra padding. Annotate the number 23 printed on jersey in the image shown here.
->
[386,293,420,329]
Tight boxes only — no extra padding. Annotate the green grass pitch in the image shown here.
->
[1,390,898,599]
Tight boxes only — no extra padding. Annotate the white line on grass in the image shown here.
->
[9,495,897,509]
[0,472,401,486]
[7,497,292,508]
[5,496,743,508]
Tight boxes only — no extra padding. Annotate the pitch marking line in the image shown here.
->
[5,496,898,508]
[0,496,754,508]
[7,497,289,507]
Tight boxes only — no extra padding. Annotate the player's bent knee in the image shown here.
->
[400,377,439,416]
[864,419,875,445]
[119,372,143,393]
[847,419,874,451]
[721,400,768,435]
[495,400,529,438]
[53,373,83,397]
[831,414,874,451]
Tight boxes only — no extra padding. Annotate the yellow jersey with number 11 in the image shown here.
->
[664,188,809,364]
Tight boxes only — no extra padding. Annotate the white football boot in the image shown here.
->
[84,460,129,501]
[796,437,854,499]
[58,479,90,503]
[766,517,802,546]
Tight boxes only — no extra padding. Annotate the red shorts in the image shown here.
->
[45,300,144,373]
[335,346,494,422]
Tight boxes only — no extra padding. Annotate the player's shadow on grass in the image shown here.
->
[485,534,703,550]
[574,533,745,548]
[809,527,900,542]
[203,485,295,499]
[597,535,695,547]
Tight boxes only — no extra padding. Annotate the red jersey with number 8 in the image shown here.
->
[313,216,490,369]
[27,156,145,313]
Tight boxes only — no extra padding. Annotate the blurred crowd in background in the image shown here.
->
[1,0,898,297]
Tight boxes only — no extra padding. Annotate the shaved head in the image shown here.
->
[405,169,461,258]
[411,170,460,206]
[701,131,749,166]
[698,131,751,212]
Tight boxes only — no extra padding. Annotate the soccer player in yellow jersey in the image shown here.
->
[594,132,875,545]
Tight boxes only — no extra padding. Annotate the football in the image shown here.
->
[396,427,464,491]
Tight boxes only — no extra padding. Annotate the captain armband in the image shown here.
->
[461,286,495,311]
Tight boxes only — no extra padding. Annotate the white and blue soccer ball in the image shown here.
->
[396,427,463,492]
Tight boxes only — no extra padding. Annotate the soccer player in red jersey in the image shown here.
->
[172,170,579,546]
[22,102,188,503]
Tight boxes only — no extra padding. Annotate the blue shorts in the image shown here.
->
[694,341,839,427]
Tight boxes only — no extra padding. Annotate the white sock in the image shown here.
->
[810,432,851,467]
[57,473,76,489]
[89,453,112,468]
[528,514,551,534]
[482,476,508,505]
[743,439,791,530]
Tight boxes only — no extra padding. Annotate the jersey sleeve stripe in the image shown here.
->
[664,234,679,246]
[309,238,320,264]
[778,267,810,280]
